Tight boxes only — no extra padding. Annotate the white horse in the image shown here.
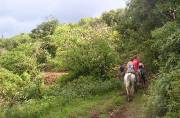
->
[124,73,136,101]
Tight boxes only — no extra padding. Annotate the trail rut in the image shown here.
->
[109,92,147,118]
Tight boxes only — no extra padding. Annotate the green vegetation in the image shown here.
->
[0,76,123,118]
[0,0,179,117]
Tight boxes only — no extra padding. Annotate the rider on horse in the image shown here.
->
[132,56,140,84]
[126,58,135,73]
[139,62,146,87]
[124,58,137,101]
[126,57,140,82]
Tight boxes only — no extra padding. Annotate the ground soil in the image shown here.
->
[109,91,147,118]
[43,72,68,84]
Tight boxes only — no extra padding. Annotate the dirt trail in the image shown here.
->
[109,92,146,118]
[43,72,68,84]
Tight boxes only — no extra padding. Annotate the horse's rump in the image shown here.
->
[124,73,136,85]
[124,72,136,101]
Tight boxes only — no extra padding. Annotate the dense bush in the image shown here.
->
[145,21,180,118]
[64,39,117,78]
[0,51,38,76]
[0,49,45,102]
[47,76,121,97]
[151,22,180,71]
[146,70,180,117]
[51,23,118,77]
[0,68,24,105]
[0,68,44,105]
[12,42,55,71]
[1,34,33,50]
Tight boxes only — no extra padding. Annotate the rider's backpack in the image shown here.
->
[127,62,134,73]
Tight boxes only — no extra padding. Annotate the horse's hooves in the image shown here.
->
[128,97,133,102]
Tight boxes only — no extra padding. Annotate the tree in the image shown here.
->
[30,19,58,39]
[102,9,124,27]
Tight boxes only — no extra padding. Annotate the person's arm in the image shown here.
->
[126,63,129,71]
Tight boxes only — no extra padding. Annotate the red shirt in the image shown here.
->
[132,59,140,71]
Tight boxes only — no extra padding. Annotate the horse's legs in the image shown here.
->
[127,78,136,101]
[121,80,126,95]
[131,82,135,99]
[126,87,130,101]
[142,79,145,88]
[134,81,137,93]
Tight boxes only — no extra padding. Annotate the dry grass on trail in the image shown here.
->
[43,72,68,85]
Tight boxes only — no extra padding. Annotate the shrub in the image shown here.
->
[2,34,33,50]
[0,51,38,76]
[0,68,24,105]
[13,42,54,71]
[63,38,117,78]
[146,70,180,118]
[0,68,44,105]
[47,75,121,97]
[145,21,180,118]
[151,22,180,71]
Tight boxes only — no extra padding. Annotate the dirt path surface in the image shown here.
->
[43,72,68,84]
[109,92,146,118]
